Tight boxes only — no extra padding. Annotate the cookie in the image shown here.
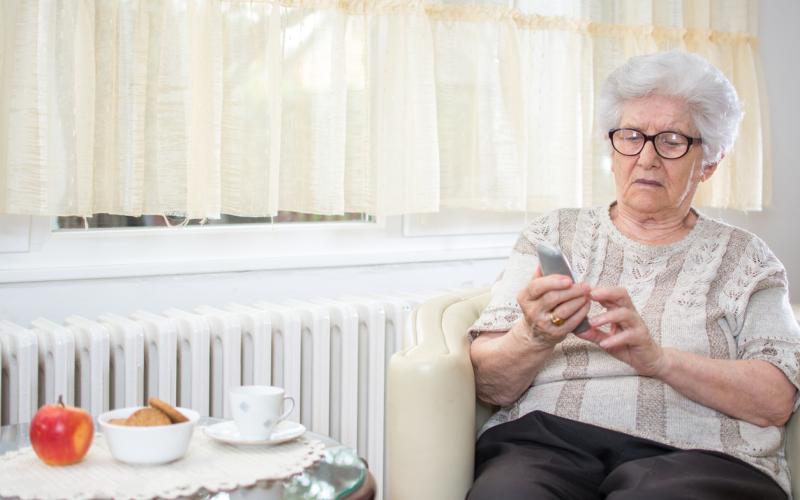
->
[109,418,129,426]
[148,397,188,424]
[125,407,172,426]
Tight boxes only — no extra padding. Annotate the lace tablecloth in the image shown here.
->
[0,429,325,499]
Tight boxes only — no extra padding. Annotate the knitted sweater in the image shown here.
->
[469,205,800,496]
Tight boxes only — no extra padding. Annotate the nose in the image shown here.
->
[637,138,661,167]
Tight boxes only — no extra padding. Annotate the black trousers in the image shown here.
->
[468,411,786,500]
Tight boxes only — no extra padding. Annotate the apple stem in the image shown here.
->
[58,395,64,408]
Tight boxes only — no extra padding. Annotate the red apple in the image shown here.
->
[29,396,94,466]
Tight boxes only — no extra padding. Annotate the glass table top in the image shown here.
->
[0,419,366,500]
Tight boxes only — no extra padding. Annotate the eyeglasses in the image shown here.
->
[608,128,702,160]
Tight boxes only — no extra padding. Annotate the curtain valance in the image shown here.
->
[0,0,764,218]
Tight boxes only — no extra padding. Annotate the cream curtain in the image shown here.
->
[0,0,764,218]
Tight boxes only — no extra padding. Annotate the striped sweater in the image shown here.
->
[470,205,800,495]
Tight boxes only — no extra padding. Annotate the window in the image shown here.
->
[55,212,372,230]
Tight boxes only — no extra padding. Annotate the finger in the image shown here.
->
[534,266,543,278]
[529,273,575,297]
[550,294,590,322]
[598,329,637,350]
[517,282,576,328]
[519,274,575,305]
[588,307,638,329]
[533,293,589,334]
[530,312,571,344]
[590,286,634,308]
[560,299,591,333]
[538,283,590,313]
[576,324,613,344]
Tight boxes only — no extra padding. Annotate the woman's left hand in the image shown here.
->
[577,286,667,378]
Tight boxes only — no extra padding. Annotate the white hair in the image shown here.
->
[597,51,743,166]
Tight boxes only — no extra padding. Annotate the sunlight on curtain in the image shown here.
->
[0,0,764,218]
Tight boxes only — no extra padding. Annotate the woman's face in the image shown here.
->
[611,94,714,218]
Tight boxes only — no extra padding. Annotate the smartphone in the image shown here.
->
[535,243,591,333]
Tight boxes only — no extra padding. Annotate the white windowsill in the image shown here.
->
[0,215,517,284]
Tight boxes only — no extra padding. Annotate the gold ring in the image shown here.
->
[549,312,566,327]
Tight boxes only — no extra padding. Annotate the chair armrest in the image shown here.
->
[386,289,489,500]
[387,299,800,498]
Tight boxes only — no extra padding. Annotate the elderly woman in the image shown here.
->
[467,51,800,500]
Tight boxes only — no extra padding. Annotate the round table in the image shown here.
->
[0,419,374,499]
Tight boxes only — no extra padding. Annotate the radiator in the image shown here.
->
[0,291,438,497]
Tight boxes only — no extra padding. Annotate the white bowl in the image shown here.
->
[98,406,199,465]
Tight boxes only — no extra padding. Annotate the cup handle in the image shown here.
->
[280,396,295,422]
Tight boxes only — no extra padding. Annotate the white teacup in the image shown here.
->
[229,385,295,439]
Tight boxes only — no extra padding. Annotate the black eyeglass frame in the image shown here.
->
[608,128,703,160]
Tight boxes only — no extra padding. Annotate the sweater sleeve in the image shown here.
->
[467,211,560,341]
[736,286,800,408]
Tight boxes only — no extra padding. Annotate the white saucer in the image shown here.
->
[204,420,306,445]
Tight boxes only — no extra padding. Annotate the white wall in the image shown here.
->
[0,259,503,325]
[1,0,798,325]
[703,0,800,300]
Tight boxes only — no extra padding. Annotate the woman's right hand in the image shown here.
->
[471,267,591,406]
[515,267,591,350]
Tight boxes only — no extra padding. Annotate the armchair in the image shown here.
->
[386,289,800,500]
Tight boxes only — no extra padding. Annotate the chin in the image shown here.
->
[621,195,668,215]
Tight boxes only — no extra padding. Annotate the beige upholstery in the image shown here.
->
[386,288,800,500]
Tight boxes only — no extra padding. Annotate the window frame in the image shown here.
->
[0,212,519,284]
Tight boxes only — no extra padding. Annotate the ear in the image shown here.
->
[700,154,723,182]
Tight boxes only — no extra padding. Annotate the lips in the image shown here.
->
[634,179,663,187]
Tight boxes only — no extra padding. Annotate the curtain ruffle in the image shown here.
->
[0,0,765,217]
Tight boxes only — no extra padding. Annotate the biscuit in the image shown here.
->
[148,397,188,424]
[109,418,129,426]
[126,407,172,426]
